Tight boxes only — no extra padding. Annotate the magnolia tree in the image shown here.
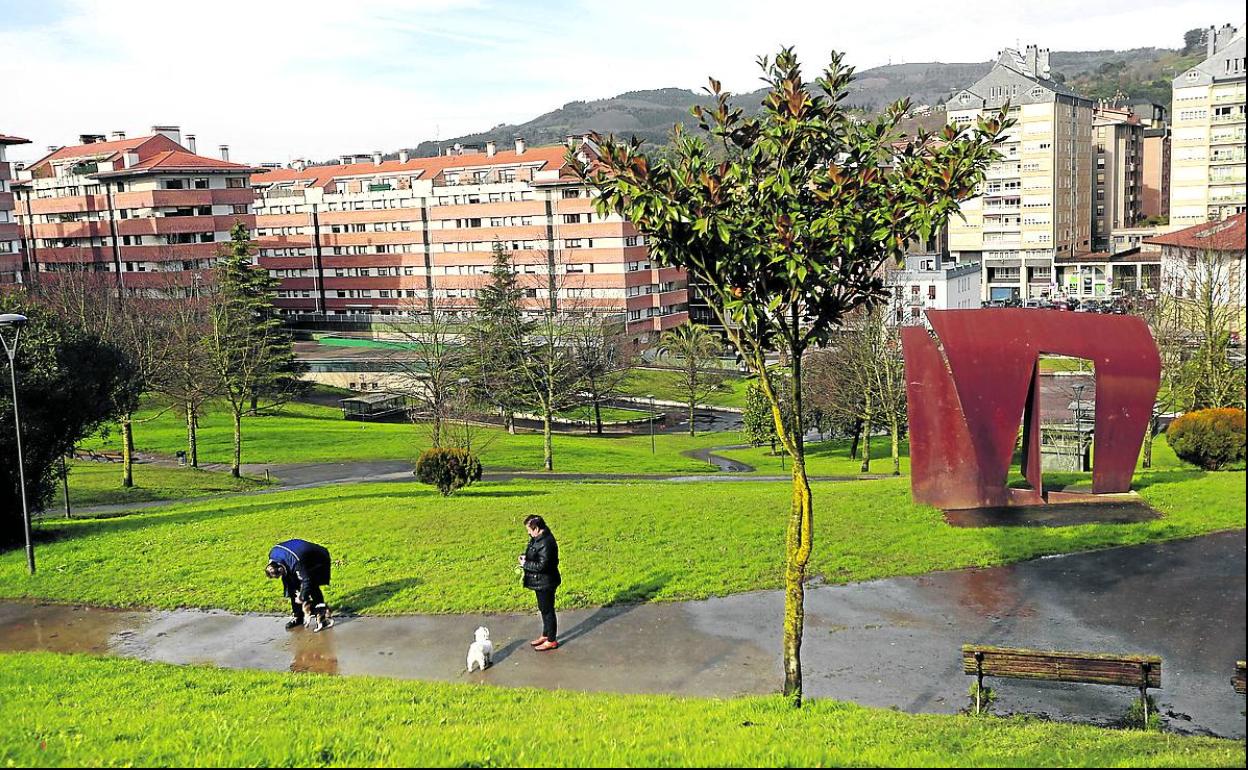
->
[581,48,1008,703]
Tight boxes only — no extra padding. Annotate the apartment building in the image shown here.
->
[947,45,1094,302]
[1141,125,1171,220]
[1092,104,1144,249]
[0,133,29,284]
[15,127,257,292]
[886,258,982,327]
[251,138,687,341]
[1170,24,1246,226]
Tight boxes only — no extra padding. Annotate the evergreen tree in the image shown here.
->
[463,243,534,432]
[206,223,303,477]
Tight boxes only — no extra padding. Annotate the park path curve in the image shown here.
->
[2,531,1243,738]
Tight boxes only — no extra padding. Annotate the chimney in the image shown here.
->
[399,149,410,163]
[110,130,126,141]
[453,142,463,156]
[1023,45,1038,77]
[186,134,197,154]
[47,145,58,153]
[78,134,106,145]
[219,145,230,162]
[1207,25,1218,58]
[1215,23,1238,54]
[486,140,496,157]
[1037,48,1050,80]
[151,125,182,146]
[514,137,526,155]
[373,151,382,166]
[124,150,140,168]
[291,159,307,171]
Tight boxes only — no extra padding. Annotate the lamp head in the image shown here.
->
[0,313,28,328]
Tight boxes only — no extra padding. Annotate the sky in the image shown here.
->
[0,0,1243,164]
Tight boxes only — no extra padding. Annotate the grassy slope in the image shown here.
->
[62,461,268,508]
[1,653,1239,768]
[81,400,736,473]
[723,437,913,476]
[2,459,1241,614]
[619,367,751,409]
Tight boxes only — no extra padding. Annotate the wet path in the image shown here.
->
[2,532,1242,737]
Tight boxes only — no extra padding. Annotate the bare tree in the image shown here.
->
[513,256,592,471]
[155,282,216,468]
[571,314,634,435]
[382,306,466,449]
[32,270,163,487]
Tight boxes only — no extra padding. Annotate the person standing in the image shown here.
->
[520,515,560,651]
[265,538,333,631]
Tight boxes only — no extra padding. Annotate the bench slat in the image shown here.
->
[962,645,1161,688]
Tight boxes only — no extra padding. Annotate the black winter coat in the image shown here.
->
[269,539,332,601]
[522,530,561,590]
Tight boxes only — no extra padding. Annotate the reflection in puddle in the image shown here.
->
[290,628,340,675]
[0,603,141,654]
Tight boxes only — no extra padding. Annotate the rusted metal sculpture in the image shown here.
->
[901,309,1160,510]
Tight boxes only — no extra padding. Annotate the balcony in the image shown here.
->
[1211,112,1246,124]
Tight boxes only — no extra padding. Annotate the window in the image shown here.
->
[163,179,185,190]
[562,214,581,224]
[562,188,582,199]
[927,285,936,300]
[625,236,638,247]
[193,178,210,189]
[226,178,246,189]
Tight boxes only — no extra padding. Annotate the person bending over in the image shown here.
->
[266,538,333,631]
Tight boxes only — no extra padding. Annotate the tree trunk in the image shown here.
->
[594,399,603,435]
[542,406,554,472]
[860,409,872,474]
[506,411,516,435]
[783,456,814,704]
[890,415,901,476]
[61,456,71,519]
[187,406,199,468]
[1142,415,1155,469]
[231,408,243,478]
[431,413,442,449]
[121,414,134,488]
[249,391,259,416]
[688,400,696,437]
[849,419,862,459]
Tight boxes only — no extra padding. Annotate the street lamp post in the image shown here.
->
[647,394,656,454]
[0,313,35,574]
[1072,383,1087,472]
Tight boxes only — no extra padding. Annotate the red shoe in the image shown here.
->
[529,636,548,647]
[534,640,559,651]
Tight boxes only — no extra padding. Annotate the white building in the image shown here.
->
[887,259,982,326]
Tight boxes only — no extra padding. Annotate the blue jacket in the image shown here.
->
[268,539,332,600]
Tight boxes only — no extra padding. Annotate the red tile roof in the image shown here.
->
[0,134,30,145]
[25,134,193,175]
[94,149,256,176]
[253,145,573,189]
[1145,212,1246,252]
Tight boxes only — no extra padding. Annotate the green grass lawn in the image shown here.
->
[61,461,269,509]
[722,436,913,476]
[619,367,751,409]
[2,462,1241,615]
[554,404,650,423]
[1,654,1238,768]
[81,400,738,474]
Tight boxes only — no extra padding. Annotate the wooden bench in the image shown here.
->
[963,644,1162,718]
[1234,661,1246,695]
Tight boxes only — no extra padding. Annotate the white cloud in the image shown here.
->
[1,0,1243,163]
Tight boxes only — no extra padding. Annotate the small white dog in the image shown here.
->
[466,626,493,672]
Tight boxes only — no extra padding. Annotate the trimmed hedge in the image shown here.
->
[1166,408,1246,470]
[414,448,483,496]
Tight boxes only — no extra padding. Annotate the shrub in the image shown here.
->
[414,448,483,496]
[1166,408,1246,470]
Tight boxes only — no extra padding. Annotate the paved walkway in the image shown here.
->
[2,532,1242,738]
